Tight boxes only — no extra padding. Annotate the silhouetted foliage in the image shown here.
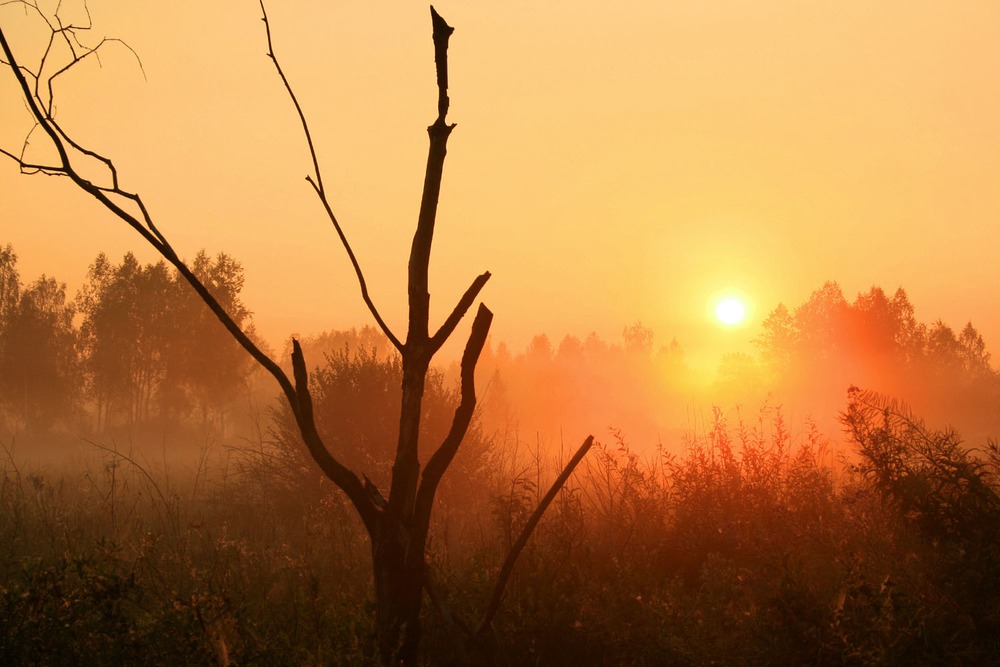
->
[77,253,176,428]
[4,387,1000,663]
[0,269,79,431]
[1,5,594,659]
[75,250,255,432]
[8,0,1000,661]
[623,321,655,357]
[264,335,493,507]
[0,246,255,437]
[843,387,1000,654]
[166,251,256,432]
[757,283,995,385]
[0,244,18,344]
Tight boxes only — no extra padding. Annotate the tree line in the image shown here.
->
[5,241,995,451]
[756,281,992,382]
[459,281,1000,451]
[0,244,255,435]
[749,281,1000,438]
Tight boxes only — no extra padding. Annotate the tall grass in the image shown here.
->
[2,402,998,665]
[0,436,372,666]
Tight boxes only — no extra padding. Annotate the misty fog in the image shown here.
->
[3,244,1000,663]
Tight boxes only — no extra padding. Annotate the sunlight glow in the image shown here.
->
[715,297,747,326]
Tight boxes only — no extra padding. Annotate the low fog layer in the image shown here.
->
[2,245,997,468]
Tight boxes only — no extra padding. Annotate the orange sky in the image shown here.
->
[2,1,999,373]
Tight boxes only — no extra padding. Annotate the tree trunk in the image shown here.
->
[372,515,424,666]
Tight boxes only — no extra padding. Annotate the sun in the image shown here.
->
[715,297,747,326]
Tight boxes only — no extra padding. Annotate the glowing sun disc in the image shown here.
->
[716,297,746,326]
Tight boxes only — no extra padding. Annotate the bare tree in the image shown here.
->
[0,2,593,664]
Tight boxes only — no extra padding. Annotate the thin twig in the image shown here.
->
[260,0,401,351]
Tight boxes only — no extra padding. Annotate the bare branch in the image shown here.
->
[258,1,323,191]
[430,271,491,353]
[292,339,379,532]
[382,7,464,535]
[43,33,146,104]
[475,435,595,636]
[290,339,315,424]
[1,26,66,162]
[1,4,142,196]
[45,36,106,112]
[48,115,119,187]
[0,143,62,173]
[260,0,401,351]
[306,176,402,350]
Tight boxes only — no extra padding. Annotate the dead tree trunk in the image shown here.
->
[0,4,592,665]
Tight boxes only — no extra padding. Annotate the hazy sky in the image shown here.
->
[2,1,999,372]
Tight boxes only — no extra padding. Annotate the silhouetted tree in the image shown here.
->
[0,274,80,431]
[714,352,763,398]
[0,244,21,412]
[888,287,925,360]
[526,333,553,363]
[756,302,795,373]
[0,244,18,339]
[757,283,993,382]
[786,282,846,363]
[77,253,174,428]
[555,334,584,362]
[0,4,592,663]
[757,282,998,398]
[850,287,900,362]
[294,325,398,370]
[623,321,654,357]
[76,250,253,431]
[959,321,991,375]
[167,250,256,432]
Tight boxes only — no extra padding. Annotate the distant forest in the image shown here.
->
[2,243,998,447]
[0,244,255,435]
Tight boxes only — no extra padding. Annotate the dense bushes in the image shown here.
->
[436,401,1000,665]
[2,392,999,664]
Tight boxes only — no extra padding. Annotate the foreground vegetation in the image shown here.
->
[3,390,998,665]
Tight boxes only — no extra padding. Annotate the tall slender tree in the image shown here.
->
[0,244,18,336]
